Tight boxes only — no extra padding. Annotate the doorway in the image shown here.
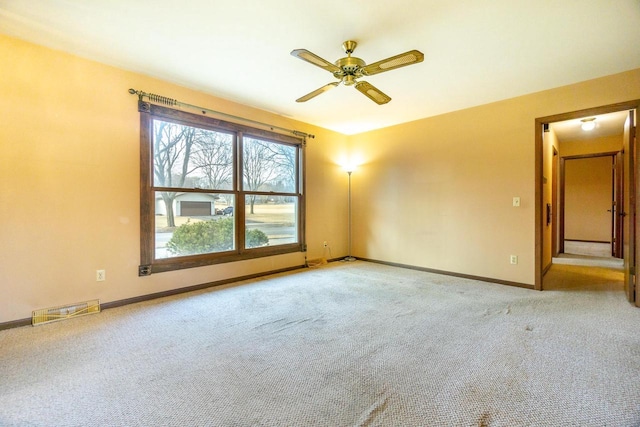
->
[559,153,620,258]
[535,101,639,303]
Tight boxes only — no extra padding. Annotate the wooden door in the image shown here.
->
[552,147,559,257]
[631,110,640,306]
[613,152,624,258]
[624,110,636,302]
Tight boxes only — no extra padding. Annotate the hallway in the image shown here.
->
[553,241,623,270]
[546,241,625,294]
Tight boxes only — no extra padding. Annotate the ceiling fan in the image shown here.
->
[290,40,424,105]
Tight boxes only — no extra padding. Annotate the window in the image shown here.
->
[139,103,305,274]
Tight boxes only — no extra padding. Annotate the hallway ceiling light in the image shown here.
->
[581,118,596,131]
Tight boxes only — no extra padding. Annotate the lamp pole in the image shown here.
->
[344,170,356,261]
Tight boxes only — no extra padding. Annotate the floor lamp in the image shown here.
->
[344,167,356,261]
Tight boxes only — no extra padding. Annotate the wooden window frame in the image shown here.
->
[138,102,305,275]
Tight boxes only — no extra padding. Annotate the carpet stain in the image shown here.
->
[478,411,491,426]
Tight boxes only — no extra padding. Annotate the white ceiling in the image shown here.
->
[550,111,630,142]
[1,0,639,135]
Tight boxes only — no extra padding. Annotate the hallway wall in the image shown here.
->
[560,134,623,157]
[564,156,613,242]
[349,69,640,286]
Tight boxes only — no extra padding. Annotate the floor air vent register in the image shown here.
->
[32,300,100,326]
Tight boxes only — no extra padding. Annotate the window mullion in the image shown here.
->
[237,132,246,252]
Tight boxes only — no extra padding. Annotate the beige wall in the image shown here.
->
[3,33,640,324]
[0,35,348,324]
[560,134,623,157]
[564,156,613,242]
[348,69,640,285]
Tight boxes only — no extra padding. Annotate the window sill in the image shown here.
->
[139,244,305,275]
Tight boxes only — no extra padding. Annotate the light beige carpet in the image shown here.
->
[1,261,639,426]
[563,241,612,258]
[556,241,624,269]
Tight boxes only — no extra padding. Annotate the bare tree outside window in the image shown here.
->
[153,120,234,226]
[243,137,296,214]
[190,131,234,190]
[140,102,304,273]
[154,121,197,227]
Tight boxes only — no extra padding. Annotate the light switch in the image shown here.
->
[513,197,521,207]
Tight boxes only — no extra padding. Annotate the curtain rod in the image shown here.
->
[128,88,315,140]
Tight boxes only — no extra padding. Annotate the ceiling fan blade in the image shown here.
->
[291,49,342,74]
[355,81,391,105]
[361,50,424,76]
[296,82,340,103]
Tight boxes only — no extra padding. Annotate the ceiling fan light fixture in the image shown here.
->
[291,41,423,105]
[581,118,596,131]
[343,75,356,86]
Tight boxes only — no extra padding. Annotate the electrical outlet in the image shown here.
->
[96,270,106,282]
[510,255,518,265]
[323,241,328,248]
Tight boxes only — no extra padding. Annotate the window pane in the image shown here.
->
[243,137,296,193]
[141,104,305,273]
[153,119,234,190]
[155,192,235,259]
[245,195,297,248]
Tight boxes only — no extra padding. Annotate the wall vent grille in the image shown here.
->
[32,299,100,326]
